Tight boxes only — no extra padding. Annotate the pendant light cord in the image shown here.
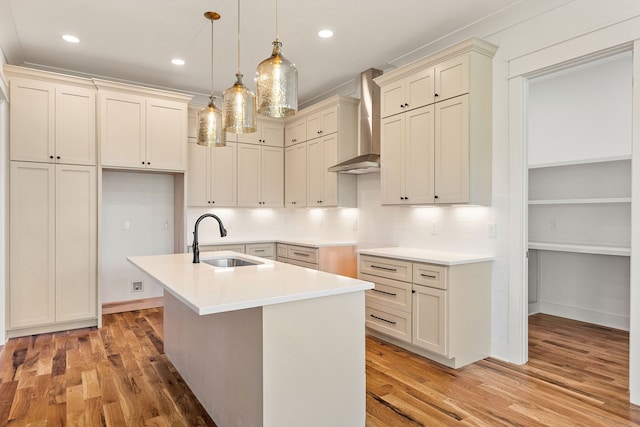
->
[210,17,214,99]
[275,0,279,39]
[237,0,241,73]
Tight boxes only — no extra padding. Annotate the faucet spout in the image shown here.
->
[192,214,227,263]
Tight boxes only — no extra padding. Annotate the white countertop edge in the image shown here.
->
[195,284,373,315]
[357,247,494,265]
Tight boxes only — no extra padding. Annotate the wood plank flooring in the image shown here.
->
[0,310,638,426]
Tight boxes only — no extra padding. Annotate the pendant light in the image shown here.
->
[223,0,257,133]
[256,0,298,118]
[198,11,226,147]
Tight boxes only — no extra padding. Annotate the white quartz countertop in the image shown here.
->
[357,247,494,265]
[193,238,357,248]
[128,251,373,315]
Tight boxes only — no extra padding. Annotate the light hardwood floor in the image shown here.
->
[0,310,638,426]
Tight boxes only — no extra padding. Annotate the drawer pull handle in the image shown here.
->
[255,250,265,252]
[420,273,437,279]
[370,314,397,325]
[371,265,397,272]
[373,289,397,297]
[293,252,310,257]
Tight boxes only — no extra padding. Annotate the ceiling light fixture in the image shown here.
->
[318,29,333,38]
[171,58,185,66]
[62,34,80,43]
[198,11,226,147]
[223,0,256,133]
[256,0,298,118]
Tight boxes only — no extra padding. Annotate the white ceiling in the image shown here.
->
[0,0,521,105]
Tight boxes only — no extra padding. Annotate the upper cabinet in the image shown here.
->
[236,118,284,147]
[5,66,96,166]
[237,143,284,207]
[285,116,307,147]
[187,142,237,207]
[95,80,190,171]
[375,38,497,206]
[284,95,359,208]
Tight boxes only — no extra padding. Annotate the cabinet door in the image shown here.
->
[380,114,405,205]
[261,146,284,207]
[405,105,435,204]
[100,91,146,168]
[405,68,435,111]
[320,106,338,136]
[285,142,306,206]
[380,79,406,118]
[320,134,339,206]
[9,78,54,162]
[9,162,56,328]
[237,143,262,207]
[146,98,187,171]
[55,86,96,165]
[434,95,469,204]
[285,117,306,146]
[210,143,237,206]
[434,54,469,102]
[55,165,97,322]
[187,142,210,206]
[306,112,322,140]
[412,284,447,355]
[306,138,324,206]
[261,121,284,147]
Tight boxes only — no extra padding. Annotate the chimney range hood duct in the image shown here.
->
[328,68,383,174]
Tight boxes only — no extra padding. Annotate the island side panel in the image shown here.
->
[262,291,366,427]
[164,292,263,427]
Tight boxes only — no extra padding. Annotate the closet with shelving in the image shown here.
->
[527,51,632,330]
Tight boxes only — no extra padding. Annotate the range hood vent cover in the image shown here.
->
[328,68,382,174]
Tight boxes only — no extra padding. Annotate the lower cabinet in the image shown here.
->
[359,254,491,368]
[276,243,356,277]
[9,161,97,336]
[195,243,276,260]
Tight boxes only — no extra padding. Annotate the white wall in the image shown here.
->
[101,171,174,303]
[0,48,8,344]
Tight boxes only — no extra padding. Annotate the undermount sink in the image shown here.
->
[202,257,262,268]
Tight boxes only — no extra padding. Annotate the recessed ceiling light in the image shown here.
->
[62,34,80,43]
[171,58,186,66]
[318,29,333,38]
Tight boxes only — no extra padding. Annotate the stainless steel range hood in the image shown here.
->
[328,68,383,174]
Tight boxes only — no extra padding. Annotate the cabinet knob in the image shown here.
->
[400,104,404,108]
[412,290,416,294]
[434,93,439,97]
[57,156,61,159]
[404,103,409,107]
[434,195,439,199]
[50,155,54,159]
[141,161,145,165]
[147,162,151,165]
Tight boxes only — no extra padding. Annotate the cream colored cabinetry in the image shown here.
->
[196,243,276,260]
[285,117,307,146]
[6,67,96,166]
[375,38,496,206]
[236,118,284,147]
[9,162,97,335]
[237,143,284,207]
[290,96,358,208]
[359,254,491,368]
[276,243,356,277]
[285,142,306,207]
[96,81,189,171]
[187,142,237,207]
[380,105,435,205]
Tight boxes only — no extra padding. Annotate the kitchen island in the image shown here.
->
[128,251,373,427]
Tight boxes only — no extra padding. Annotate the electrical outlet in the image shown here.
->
[132,281,143,292]
[431,221,438,235]
[352,220,358,231]
[487,222,497,238]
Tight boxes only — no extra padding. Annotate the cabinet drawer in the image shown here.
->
[365,302,411,343]
[286,258,318,270]
[216,244,246,253]
[413,263,447,290]
[287,245,318,264]
[245,243,275,257]
[359,255,412,282]
[361,273,412,313]
[276,243,288,258]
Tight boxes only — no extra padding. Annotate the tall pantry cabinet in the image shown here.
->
[5,66,98,337]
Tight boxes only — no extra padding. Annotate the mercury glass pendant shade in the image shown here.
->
[198,97,226,147]
[223,74,257,133]
[256,39,298,118]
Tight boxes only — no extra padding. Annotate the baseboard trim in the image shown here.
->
[102,296,164,315]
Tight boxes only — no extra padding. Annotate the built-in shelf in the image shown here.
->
[528,155,631,170]
[528,241,630,257]
[528,197,631,205]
